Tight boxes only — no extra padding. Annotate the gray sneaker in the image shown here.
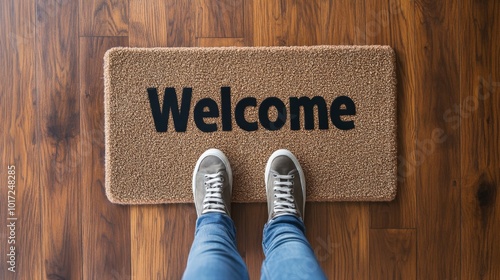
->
[192,149,233,217]
[265,149,306,222]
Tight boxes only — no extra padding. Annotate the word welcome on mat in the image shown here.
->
[147,87,357,132]
[104,46,397,204]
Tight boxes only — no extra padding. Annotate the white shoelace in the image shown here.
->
[202,172,226,214]
[272,174,297,217]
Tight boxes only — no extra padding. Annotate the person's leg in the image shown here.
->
[183,149,249,280]
[183,213,248,280]
[261,149,327,280]
[261,215,326,280]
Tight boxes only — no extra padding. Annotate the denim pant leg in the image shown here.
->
[183,213,249,280]
[261,215,327,280]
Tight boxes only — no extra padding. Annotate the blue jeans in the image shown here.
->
[183,213,327,280]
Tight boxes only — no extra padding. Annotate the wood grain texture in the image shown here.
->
[232,203,247,269]
[79,0,128,36]
[370,229,416,280]
[306,203,370,279]
[252,0,282,46]
[414,0,461,279]
[197,37,245,47]
[130,205,197,279]
[253,0,322,46]
[129,0,169,47]
[460,0,500,278]
[130,206,167,279]
[130,0,195,48]
[36,0,82,278]
[0,0,41,279]
[242,0,254,46]
[80,36,130,280]
[363,0,390,44]
[166,0,195,47]
[320,0,365,45]
[368,0,417,228]
[304,204,334,275]
[196,0,243,38]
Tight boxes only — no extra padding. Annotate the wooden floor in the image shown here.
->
[1,0,499,279]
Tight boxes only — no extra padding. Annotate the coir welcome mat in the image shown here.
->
[104,46,397,204]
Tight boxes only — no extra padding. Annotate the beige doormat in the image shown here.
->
[104,46,397,204]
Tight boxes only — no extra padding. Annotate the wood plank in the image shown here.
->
[232,203,247,267]
[252,0,281,46]
[0,0,41,278]
[253,0,322,46]
[234,204,267,279]
[304,202,342,279]
[196,0,244,38]
[129,0,169,47]
[130,205,197,279]
[320,0,365,45]
[36,0,82,278]
[369,229,416,280]
[368,0,417,228]
[322,202,370,279]
[166,0,195,47]
[130,206,166,279]
[242,0,254,46]
[460,0,500,278]
[284,0,322,46]
[80,36,130,280]
[363,0,390,45]
[197,37,245,47]
[304,204,334,274]
[128,1,197,278]
[413,0,461,279]
[163,206,198,277]
[79,0,128,36]
[130,0,195,48]
[306,202,369,279]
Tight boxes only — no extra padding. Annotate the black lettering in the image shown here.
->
[148,86,357,132]
[259,97,286,131]
[235,97,258,131]
[221,87,232,131]
[194,98,219,132]
[330,96,356,130]
[290,96,329,130]
[147,87,192,132]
